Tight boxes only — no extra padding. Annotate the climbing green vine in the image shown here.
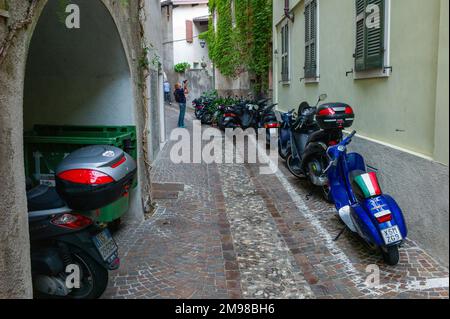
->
[201,0,272,94]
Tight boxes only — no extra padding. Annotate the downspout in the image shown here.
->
[284,0,295,22]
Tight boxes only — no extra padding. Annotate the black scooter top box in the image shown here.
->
[316,103,355,130]
[55,145,137,211]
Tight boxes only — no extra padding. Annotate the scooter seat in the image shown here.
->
[350,171,382,199]
[27,185,66,212]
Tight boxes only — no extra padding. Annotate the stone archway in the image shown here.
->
[0,0,144,298]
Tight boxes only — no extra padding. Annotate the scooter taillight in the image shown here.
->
[264,123,280,129]
[375,211,393,224]
[224,113,237,117]
[51,213,93,229]
[58,169,114,185]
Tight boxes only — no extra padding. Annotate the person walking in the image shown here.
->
[174,81,189,128]
[163,80,172,105]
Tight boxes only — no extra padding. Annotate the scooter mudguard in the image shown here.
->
[56,229,114,270]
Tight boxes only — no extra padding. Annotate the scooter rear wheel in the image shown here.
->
[68,251,109,299]
[381,245,400,266]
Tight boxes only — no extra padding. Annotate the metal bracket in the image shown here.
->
[383,66,393,74]
[346,69,354,77]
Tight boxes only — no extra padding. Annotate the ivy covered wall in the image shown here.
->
[201,0,272,95]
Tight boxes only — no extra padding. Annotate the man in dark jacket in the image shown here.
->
[174,81,189,128]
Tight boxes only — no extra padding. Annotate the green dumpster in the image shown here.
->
[24,125,138,223]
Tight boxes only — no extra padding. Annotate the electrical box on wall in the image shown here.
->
[0,0,9,19]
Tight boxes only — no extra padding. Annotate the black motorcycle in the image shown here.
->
[286,94,343,201]
[28,186,118,299]
[27,145,137,299]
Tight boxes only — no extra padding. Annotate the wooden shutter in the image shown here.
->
[305,0,317,78]
[355,0,385,71]
[281,24,289,81]
[186,20,193,43]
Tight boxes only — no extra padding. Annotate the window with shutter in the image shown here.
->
[354,0,385,72]
[186,20,194,43]
[304,0,318,79]
[281,23,290,82]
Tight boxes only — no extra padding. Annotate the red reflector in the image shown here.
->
[224,113,236,117]
[58,169,114,185]
[318,108,335,116]
[328,140,338,146]
[377,214,392,223]
[51,213,93,229]
[345,106,354,114]
[111,156,126,168]
[265,123,280,129]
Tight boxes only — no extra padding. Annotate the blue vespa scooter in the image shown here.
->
[278,109,295,160]
[324,130,408,265]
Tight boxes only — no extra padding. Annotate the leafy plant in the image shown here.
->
[203,0,272,95]
[174,62,191,73]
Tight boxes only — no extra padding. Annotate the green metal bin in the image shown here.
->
[24,125,138,223]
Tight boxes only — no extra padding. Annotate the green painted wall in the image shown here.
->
[273,0,448,164]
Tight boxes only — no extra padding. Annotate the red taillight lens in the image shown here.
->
[328,140,338,146]
[58,169,114,185]
[264,123,280,129]
[111,156,126,168]
[375,212,393,224]
[345,106,354,114]
[51,213,93,229]
[224,113,236,117]
[318,108,335,116]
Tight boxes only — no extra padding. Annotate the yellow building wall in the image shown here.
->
[273,0,448,164]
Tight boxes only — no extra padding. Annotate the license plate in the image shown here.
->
[381,226,403,245]
[92,229,118,263]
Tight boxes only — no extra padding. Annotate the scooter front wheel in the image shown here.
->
[286,155,306,179]
[381,245,400,266]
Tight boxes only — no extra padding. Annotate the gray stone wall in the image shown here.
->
[350,137,449,267]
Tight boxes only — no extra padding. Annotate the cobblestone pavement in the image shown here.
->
[103,104,449,299]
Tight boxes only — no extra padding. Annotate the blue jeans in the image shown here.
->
[178,102,186,127]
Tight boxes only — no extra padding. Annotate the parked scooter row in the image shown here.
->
[27,145,137,298]
[278,94,408,265]
[193,92,279,138]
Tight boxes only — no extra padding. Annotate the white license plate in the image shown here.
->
[93,229,118,262]
[381,226,403,245]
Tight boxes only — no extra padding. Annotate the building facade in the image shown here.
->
[161,0,213,102]
[0,0,164,298]
[273,0,449,265]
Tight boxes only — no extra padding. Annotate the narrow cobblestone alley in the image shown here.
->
[103,105,449,299]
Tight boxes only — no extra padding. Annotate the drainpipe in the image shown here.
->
[284,0,295,22]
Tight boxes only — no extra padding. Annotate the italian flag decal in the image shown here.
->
[354,172,382,198]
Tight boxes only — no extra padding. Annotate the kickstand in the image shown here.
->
[334,227,346,241]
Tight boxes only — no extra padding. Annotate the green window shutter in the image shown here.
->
[355,0,385,72]
[304,0,317,78]
[365,0,384,69]
[281,24,289,81]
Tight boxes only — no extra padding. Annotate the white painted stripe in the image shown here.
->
[374,210,391,218]
[406,277,449,291]
[248,136,372,292]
